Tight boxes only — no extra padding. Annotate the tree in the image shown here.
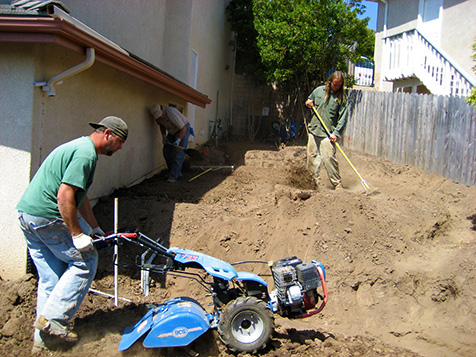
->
[226,0,375,120]
[465,41,476,106]
[253,0,373,85]
[226,0,267,84]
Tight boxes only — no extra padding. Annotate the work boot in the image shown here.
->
[32,335,47,354]
[313,178,320,191]
[34,316,79,343]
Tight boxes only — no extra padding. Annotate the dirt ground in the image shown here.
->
[1,138,475,357]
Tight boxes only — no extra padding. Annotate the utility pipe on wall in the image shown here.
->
[34,47,95,96]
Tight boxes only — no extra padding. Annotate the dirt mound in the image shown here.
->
[1,139,475,356]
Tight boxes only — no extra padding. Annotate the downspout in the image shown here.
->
[34,47,95,96]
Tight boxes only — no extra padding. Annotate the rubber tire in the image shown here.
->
[217,296,274,353]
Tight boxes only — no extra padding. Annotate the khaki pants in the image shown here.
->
[307,134,341,187]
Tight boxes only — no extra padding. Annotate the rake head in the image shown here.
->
[362,180,378,195]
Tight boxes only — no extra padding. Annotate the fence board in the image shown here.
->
[346,90,476,186]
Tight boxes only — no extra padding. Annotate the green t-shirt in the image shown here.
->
[307,85,348,138]
[17,136,97,218]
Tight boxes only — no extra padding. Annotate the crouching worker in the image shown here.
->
[150,104,192,183]
[16,116,128,353]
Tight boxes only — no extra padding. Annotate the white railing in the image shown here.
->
[354,64,374,86]
[382,28,475,96]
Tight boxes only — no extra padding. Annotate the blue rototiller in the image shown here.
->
[93,229,328,353]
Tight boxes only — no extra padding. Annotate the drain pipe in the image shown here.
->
[34,47,95,96]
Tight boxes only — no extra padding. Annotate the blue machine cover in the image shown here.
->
[119,297,211,351]
[168,247,238,280]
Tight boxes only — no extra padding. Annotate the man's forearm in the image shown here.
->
[178,125,187,139]
[57,183,82,236]
[79,196,99,230]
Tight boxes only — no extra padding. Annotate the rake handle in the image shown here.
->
[310,106,369,189]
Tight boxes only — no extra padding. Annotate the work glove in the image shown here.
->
[72,233,94,251]
[173,138,181,146]
[91,226,105,237]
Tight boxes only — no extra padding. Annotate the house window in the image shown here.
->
[420,0,442,44]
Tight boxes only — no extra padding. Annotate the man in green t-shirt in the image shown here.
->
[16,116,128,352]
[305,71,348,190]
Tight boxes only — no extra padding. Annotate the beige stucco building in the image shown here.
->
[0,0,234,280]
[370,0,476,95]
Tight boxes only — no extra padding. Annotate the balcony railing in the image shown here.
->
[382,28,475,96]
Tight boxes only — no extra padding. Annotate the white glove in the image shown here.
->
[91,226,105,237]
[73,233,94,251]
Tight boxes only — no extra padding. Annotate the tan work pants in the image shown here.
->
[307,134,341,187]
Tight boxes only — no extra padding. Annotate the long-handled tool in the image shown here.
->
[164,141,202,160]
[311,106,373,192]
[188,168,212,182]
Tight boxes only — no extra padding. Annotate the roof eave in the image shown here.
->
[0,15,211,108]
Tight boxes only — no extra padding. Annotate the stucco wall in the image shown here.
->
[61,0,234,145]
[63,0,168,72]
[0,43,34,279]
[189,0,234,142]
[28,43,175,198]
[373,0,476,91]
[0,42,188,280]
[163,0,193,83]
[1,1,234,279]
[441,0,476,82]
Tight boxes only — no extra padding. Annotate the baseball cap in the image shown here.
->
[150,104,163,120]
[89,116,128,140]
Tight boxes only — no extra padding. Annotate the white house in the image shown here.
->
[369,0,476,95]
[0,0,234,279]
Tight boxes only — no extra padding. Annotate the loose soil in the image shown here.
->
[1,138,475,357]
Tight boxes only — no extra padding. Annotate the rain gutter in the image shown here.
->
[0,5,211,107]
[34,46,95,96]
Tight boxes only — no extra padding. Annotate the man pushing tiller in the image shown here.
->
[16,117,128,353]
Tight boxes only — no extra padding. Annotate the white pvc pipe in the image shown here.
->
[89,289,131,303]
[114,198,119,306]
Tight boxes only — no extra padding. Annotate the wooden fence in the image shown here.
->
[344,90,476,186]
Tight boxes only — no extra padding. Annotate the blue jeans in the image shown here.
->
[18,211,98,328]
[163,123,191,181]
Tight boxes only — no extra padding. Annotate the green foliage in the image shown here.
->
[466,88,476,105]
[465,41,476,106]
[252,0,374,84]
[226,0,267,84]
[226,0,376,125]
[226,0,375,100]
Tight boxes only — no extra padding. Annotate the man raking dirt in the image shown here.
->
[305,71,373,193]
[305,71,348,191]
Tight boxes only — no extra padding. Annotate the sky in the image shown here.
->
[358,0,379,31]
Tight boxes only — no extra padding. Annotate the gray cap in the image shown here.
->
[89,116,128,140]
[150,104,163,120]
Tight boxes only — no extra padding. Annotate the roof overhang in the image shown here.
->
[0,8,211,108]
